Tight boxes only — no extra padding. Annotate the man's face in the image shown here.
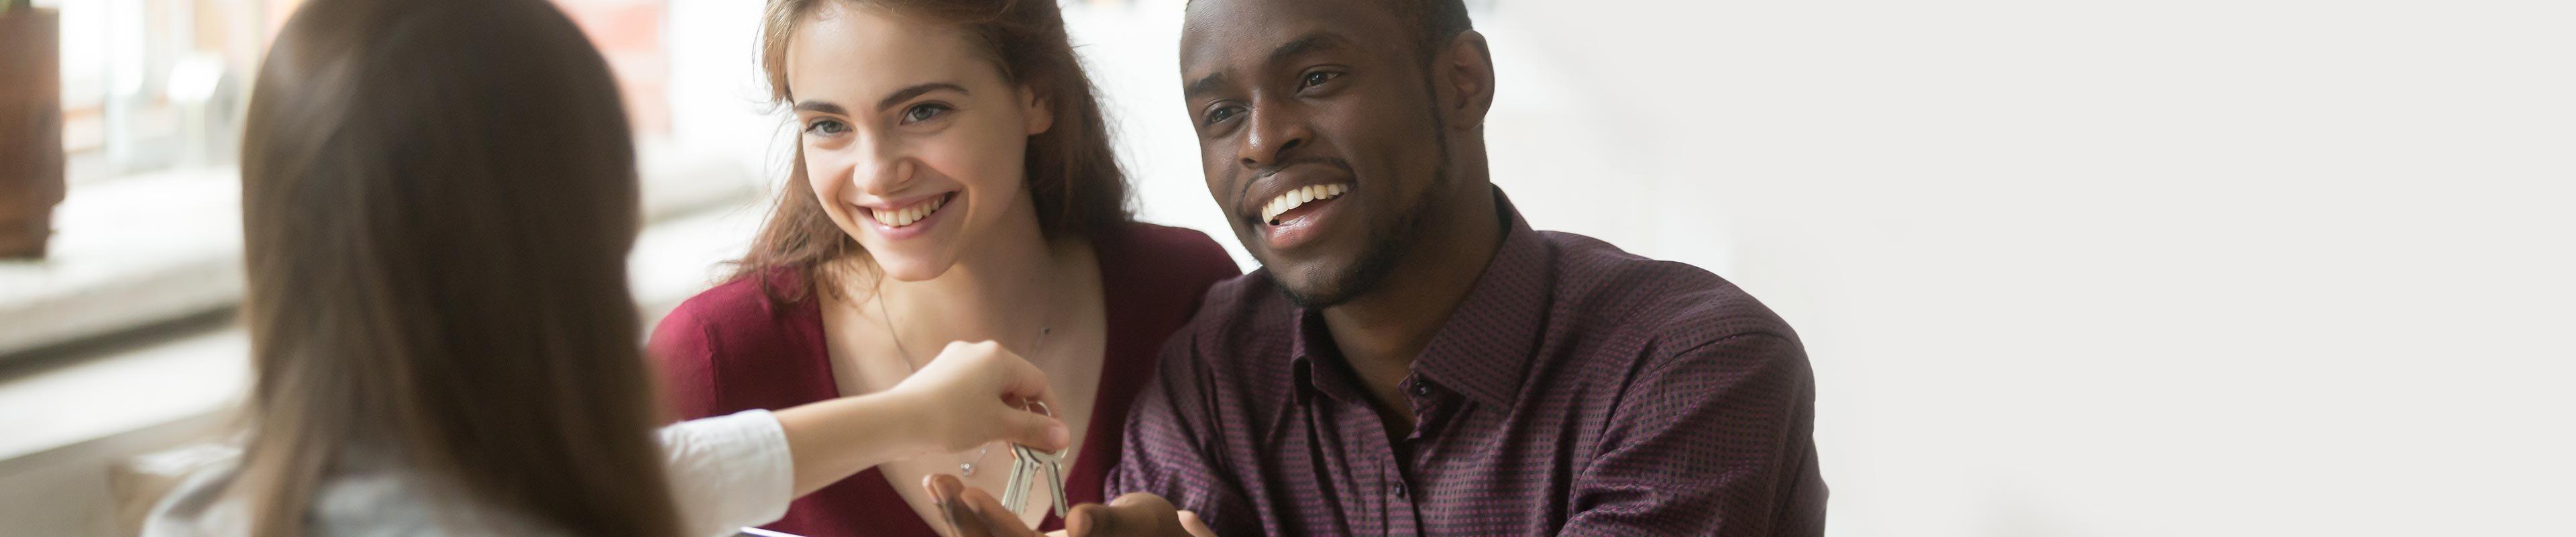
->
[1181,0,1451,308]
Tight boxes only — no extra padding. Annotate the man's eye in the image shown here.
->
[902,103,953,124]
[1204,106,1240,126]
[804,119,849,136]
[1299,70,1341,90]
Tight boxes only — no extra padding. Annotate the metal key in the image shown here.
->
[1000,443,1032,511]
[998,401,1072,517]
[1025,443,1069,517]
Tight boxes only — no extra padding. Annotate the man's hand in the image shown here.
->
[923,475,1216,537]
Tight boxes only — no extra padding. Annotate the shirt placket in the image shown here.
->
[1395,376,1451,534]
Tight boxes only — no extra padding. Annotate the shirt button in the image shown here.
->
[1391,481,1409,499]
[1409,381,1432,397]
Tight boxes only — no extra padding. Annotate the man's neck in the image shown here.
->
[1320,184,1503,432]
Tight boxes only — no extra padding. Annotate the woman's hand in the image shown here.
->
[888,340,1072,454]
[772,340,1069,497]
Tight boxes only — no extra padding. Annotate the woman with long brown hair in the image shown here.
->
[648,0,1240,535]
[144,0,1072,535]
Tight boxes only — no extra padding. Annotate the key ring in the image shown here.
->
[1018,398,1055,418]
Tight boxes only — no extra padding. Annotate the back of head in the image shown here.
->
[233,0,678,535]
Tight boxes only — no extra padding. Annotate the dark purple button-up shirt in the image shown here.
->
[1109,191,1827,536]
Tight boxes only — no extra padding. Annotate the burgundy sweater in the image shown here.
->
[648,223,1239,536]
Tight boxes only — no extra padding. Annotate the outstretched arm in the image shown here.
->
[1560,333,1827,536]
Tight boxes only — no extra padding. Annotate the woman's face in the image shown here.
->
[786,5,1052,281]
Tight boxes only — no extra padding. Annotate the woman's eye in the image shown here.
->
[1299,70,1341,90]
[901,103,953,124]
[804,119,849,136]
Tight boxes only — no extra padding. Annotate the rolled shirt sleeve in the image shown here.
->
[659,409,795,537]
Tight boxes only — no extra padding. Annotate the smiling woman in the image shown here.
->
[645,1,1241,536]
[735,0,1133,298]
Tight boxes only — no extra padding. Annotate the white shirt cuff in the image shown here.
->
[659,409,795,537]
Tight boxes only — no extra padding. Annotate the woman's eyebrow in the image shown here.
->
[876,83,970,112]
[792,100,847,115]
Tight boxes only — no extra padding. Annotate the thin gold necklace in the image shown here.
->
[873,283,1051,477]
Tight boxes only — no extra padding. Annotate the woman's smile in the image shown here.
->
[858,191,959,240]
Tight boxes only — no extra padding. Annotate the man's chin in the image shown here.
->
[1276,279,1355,310]
[1266,252,1400,311]
[1266,260,1356,309]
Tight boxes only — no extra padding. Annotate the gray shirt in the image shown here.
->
[142,409,793,537]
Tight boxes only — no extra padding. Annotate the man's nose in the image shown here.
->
[1238,103,1310,170]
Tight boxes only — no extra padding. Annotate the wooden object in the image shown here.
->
[0,5,64,259]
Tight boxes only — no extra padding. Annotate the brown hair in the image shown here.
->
[231,0,680,535]
[734,0,1132,302]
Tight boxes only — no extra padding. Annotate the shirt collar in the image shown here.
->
[1287,187,1552,409]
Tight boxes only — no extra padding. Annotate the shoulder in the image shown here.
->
[144,453,545,536]
[649,268,825,417]
[142,452,246,536]
[1096,223,1246,332]
[652,268,813,352]
[1538,231,1801,356]
[1096,222,1241,285]
[1167,268,1293,368]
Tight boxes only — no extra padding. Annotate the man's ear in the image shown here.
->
[1438,30,1497,130]
[1020,83,1056,136]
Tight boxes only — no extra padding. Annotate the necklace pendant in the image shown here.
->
[960,462,976,476]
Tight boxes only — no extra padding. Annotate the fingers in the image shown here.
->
[924,473,1042,537]
[1177,510,1216,537]
[1066,493,1183,536]
[936,340,1061,413]
[924,474,982,537]
[945,340,1066,451]
[1002,404,1074,452]
[983,341,1061,413]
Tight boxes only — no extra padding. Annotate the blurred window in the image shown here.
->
[43,0,667,183]
[48,0,266,183]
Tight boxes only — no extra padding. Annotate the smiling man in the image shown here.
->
[931,0,1827,534]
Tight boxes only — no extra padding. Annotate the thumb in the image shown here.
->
[999,406,1073,452]
[1177,510,1216,537]
[1074,493,1181,535]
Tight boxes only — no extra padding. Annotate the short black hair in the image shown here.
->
[1389,0,1475,62]
[1189,0,1475,62]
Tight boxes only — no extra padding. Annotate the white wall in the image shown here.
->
[1486,1,2576,535]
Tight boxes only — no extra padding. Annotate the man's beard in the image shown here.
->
[1279,119,1452,310]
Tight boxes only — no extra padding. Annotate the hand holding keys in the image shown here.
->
[1000,400,1071,518]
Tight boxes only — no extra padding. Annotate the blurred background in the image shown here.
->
[1,0,2570,534]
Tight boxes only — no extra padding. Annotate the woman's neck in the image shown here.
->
[858,196,1067,358]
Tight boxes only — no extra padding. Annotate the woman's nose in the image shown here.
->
[849,139,915,198]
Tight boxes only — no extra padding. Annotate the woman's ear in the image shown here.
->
[1020,84,1055,136]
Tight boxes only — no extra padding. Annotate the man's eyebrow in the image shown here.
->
[876,83,969,112]
[1182,32,1352,101]
[1267,31,1350,66]
[1184,72,1230,101]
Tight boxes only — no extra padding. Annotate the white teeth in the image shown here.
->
[1260,182,1354,224]
[870,195,949,228]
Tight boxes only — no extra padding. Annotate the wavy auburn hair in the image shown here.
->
[735,0,1132,303]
